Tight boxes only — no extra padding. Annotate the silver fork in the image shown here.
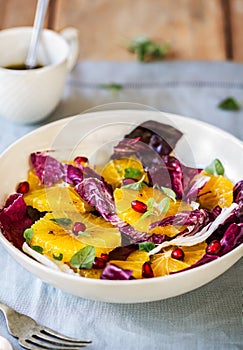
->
[0,302,91,350]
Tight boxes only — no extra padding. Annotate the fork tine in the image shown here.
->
[40,327,91,344]
[19,337,87,350]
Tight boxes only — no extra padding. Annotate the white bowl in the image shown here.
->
[0,110,242,303]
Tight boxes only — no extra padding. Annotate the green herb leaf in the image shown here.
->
[52,253,63,261]
[205,159,225,176]
[128,35,169,62]
[124,167,142,179]
[157,197,171,214]
[139,242,155,252]
[140,209,154,219]
[70,246,95,269]
[23,228,34,244]
[32,245,43,254]
[147,197,155,209]
[160,186,176,202]
[50,218,72,226]
[78,232,92,238]
[99,83,123,93]
[218,97,241,111]
[122,174,147,191]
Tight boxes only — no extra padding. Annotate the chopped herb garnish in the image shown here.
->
[50,218,72,226]
[139,242,155,252]
[32,245,43,254]
[128,35,170,62]
[23,228,34,244]
[205,158,225,176]
[218,97,241,111]
[70,246,95,269]
[53,253,63,261]
[124,167,142,179]
[99,83,123,93]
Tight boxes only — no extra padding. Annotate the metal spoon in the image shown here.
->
[25,0,49,69]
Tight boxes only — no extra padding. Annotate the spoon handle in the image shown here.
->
[25,0,49,69]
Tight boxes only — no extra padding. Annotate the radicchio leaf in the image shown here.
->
[150,207,221,237]
[124,120,183,156]
[0,193,33,250]
[220,223,243,255]
[233,180,243,206]
[30,152,64,186]
[64,164,83,186]
[100,263,133,280]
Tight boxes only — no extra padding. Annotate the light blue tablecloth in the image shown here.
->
[0,61,242,350]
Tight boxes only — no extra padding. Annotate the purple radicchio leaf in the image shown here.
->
[220,223,243,255]
[184,172,209,201]
[124,120,183,156]
[64,164,83,186]
[30,152,64,186]
[75,178,151,242]
[100,263,133,280]
[0,193,33,250]
[150,207,221,237]
[75,177,120,224]
[108,244,138,260]
[233,180,243,206]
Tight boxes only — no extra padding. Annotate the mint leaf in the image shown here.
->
[99,83,123,93]
[140,209,154,219]
[128,35,169,62]
[50,218,72,226]
[53,253,63,261]
[218,97,240,111]
[122,174,147,191]
[32,245,43,254]
[70,246,95,269]
[147,197,155,209]
[205,159,224,176]
[23,228,34,244]
[157,197,171,214]
[160,186,176,202]
[78,232,91,238]
[139,242,155,252]
[124,167,142,179]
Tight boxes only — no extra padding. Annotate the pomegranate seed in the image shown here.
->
[171,247,184,261]
[100,253,109,262]
[16,181,29,194]
[131,200,147,213]
[74,156,88,164]
[93,257,106,269]
[206,240,222,255]
[142,261,154,278]
[72,222,86,235]
[122,178,136,186]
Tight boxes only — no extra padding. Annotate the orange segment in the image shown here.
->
[29,212,121,262]
[101,157,147,188]
[27,170,43,191]
[23,186,90,213]
[198,173,234,210]
[151,242,207,277]
[114,186,192,233]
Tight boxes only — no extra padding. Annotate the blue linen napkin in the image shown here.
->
[0,61,242,350]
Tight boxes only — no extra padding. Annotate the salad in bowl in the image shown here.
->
[0,116,242,283]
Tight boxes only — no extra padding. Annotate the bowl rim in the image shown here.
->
[0,109,242,288]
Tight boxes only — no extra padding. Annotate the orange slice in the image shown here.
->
[101,157,147,188]
[198,173,234,210]
[114,186,192,233]
[23,186,90,213]
[29,212,121,262]
[151,242,207,277]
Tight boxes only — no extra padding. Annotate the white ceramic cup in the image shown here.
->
[0,26,79,124]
